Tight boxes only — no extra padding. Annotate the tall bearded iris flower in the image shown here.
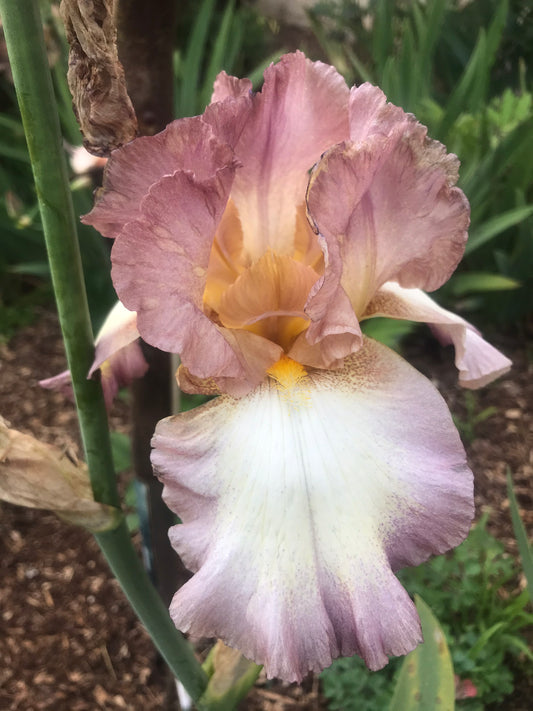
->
[84,52,511,682]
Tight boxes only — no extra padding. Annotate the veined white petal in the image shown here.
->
[152,338,473,682]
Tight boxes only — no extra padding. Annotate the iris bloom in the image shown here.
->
[40,301,147,409]
[84,52,510,681]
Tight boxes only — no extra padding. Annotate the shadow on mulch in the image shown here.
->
[0,308,531,710]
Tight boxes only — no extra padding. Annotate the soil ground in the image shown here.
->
[0,308,531,710]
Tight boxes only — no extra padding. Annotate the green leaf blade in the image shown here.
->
[390,596,455,711]
[465,205,533,255]
[506,468,533,598]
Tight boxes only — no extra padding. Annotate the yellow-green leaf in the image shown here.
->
[199,641,262,711]
[389,595,455,711]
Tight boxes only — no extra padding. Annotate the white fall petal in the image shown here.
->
[152,338,473,682]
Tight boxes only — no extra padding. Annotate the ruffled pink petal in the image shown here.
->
[364,282,511,388]
[83,116,237,239]
[178,329,283,398]
[293,229,363,367]
[111,169,255,386]
[306,112,469,319]
[230,51,349,261]
[152,338,473,681]
[349,83,415,142]
[211,71,252,102]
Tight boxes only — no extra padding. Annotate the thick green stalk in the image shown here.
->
[96,521,208,702]
[1,0,115,507]
[0,0,207,701]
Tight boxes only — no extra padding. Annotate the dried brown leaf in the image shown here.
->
[0,416,120,531]
[60,0,138,155]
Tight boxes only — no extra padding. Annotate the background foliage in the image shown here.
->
[310,0,533,330]
[321,517,533,710]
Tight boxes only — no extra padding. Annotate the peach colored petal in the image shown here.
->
[216,251,319,350]
[230,51,349,261]
[293,203,324,271]
[364,282,512,388]
[203,199,246,317]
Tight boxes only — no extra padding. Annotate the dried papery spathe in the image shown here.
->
[0,417,120,532]
[60,0,138,155]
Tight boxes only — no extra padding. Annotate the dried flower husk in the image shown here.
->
[60,0,138,155]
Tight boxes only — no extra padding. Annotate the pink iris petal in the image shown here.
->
[39,369,74,402]
[97,338,148,409]
[364,282,512,388]
[40,301,148,409]
[110,169,261,389]
[306,96,469,321]
[151,338,473,681]
[211,71,252,102]
[88,301,142,375]
[229,51,349,261]
[349,83,416,142]
[177,329,283,398]
[82,116,239,239]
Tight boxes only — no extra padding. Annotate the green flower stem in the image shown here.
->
[96,522,208,702]
[1,0,207,701]
[1,0,115,507]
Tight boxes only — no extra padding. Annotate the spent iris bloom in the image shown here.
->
[84,52,510,681]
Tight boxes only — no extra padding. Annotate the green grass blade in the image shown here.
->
[467,621,506,658]
[178,0,216,117]
[418,0,448,68]
[345,45,375,84]
[506,468,533,598]
[372,0,394,75]
[247,51,284,89]
[485,0,509,61]
[465,205,533,255]
[200,0,237,110]
[439,0,508,140]
[449,272,520,296]
[412,0,448,99]
[438,31,487,139]
[398,22,416,109]
[463,118,533,217]
[0,141,31,162]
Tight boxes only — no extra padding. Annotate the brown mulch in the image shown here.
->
[0,308,531,710]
